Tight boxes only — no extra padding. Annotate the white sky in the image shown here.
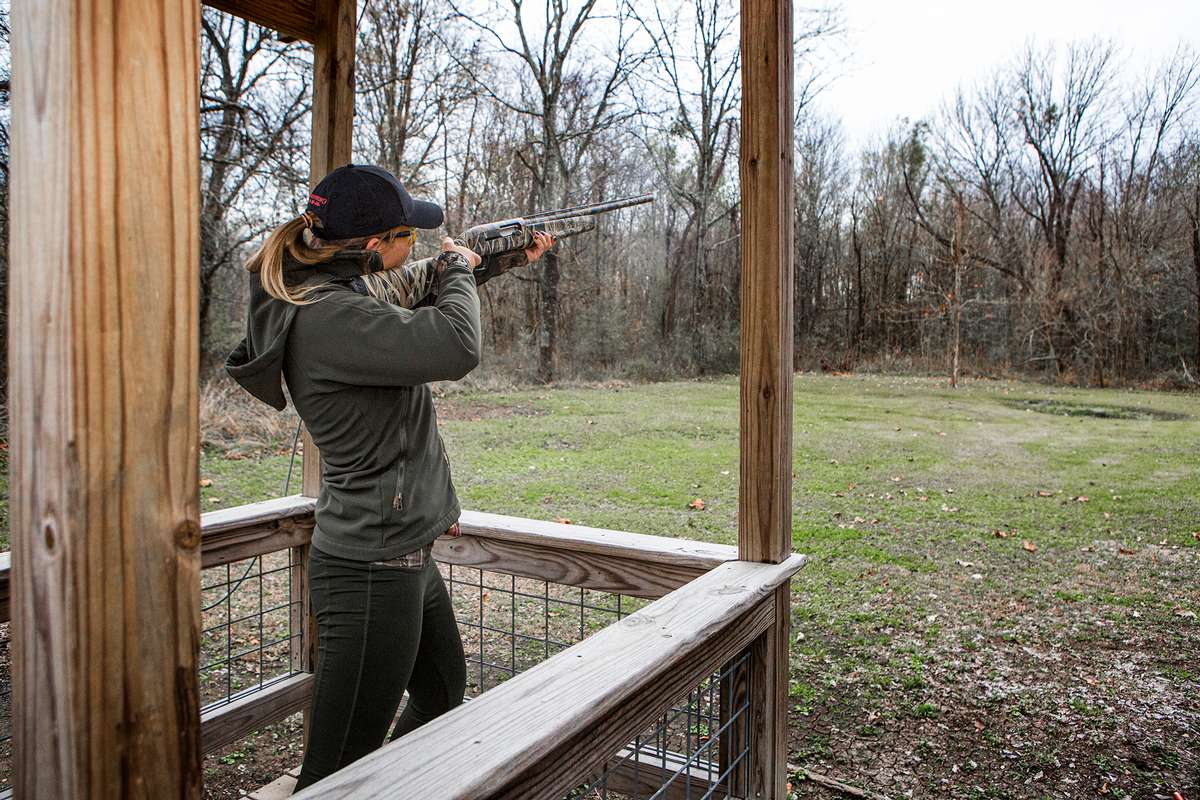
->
[815,0,1200,149]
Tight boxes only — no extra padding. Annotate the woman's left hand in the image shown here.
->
[525,231,556,263]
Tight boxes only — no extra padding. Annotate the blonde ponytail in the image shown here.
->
[246,213,415,304]
[245,212,344,305]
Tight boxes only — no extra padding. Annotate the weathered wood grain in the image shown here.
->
[437,513,738,598]
[0,503,740,622]
[458,511,738,573]
[739,3,795,794]
[434,534,709,599]
[202,495,316,534]
[291,555,805,799]
[201,674,314,754]
[743,583,792,798]
[202,497,316,568]
[738,0,795,566]
[9,0,203,796]
[203,0,317,41]
[719,643,753,794]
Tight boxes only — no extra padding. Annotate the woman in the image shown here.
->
[225,164,553,792]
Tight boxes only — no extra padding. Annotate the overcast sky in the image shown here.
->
[814,0,1200,150]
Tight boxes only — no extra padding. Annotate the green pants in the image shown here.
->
[293,542,466,792]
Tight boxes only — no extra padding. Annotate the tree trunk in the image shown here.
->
[1191,205,1200,375]
[537,249,560,383]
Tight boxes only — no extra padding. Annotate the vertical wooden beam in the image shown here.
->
[301,0,357,498]
[739,0,794,565]
[737,0,794,797]
[297,0,356,748]
[9,0,202,797]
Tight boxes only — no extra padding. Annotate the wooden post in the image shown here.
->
[733,0,794,797]
[301,0,357,500]
[296,0,357,745]
[9,0,203,797]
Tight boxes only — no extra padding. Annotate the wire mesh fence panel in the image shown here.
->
[441,563,652,697]
[0,549,703,797]
[200,549,301,711]
[562,648,754,800]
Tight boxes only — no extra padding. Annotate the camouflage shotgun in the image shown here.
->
[351,193,655,307]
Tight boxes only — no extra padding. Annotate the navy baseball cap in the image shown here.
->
[305,164,444,239]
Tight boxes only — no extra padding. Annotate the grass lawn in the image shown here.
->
[5,373,1199,799]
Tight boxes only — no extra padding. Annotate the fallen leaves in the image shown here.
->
[688,498,706,511]
[992,529,1010,539]
[1022,540,1038,553]
[1073,495,1089,503]
[199,478,213,488]
[553,516,573,525]
[1036,490,1054,498]
[1118,546,1137,555]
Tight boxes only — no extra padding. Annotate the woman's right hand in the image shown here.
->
[441,237,481,269]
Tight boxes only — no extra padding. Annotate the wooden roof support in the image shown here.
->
[301,0,357,499]
[737,1,795,798]
[738,0,795,566]
[203,0,318,42]
[9,0,203,797]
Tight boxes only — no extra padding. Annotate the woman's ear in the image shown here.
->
[364,236,382,251]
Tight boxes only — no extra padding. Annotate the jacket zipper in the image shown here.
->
[392,390,409,511]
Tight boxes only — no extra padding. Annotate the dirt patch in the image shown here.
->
[433,398,549,422]
[202,714,304,799]
[788,537,1200,800]
[1002,398,1190,421]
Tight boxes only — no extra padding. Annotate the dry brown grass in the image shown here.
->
[200,375,299,456]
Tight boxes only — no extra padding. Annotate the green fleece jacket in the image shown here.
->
[226,249,480,561]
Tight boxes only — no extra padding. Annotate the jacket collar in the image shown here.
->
[283,249,385,286]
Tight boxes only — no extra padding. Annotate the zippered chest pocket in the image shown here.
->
[380,390,410,524]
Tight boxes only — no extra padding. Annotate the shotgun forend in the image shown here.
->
[354,193,654,308]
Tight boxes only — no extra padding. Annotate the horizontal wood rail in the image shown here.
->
[201,673,315,754]
[292,554,806,800]
[0,497,741,625]
[438,511,738,598]
[1,498,752,761]
[202,496,318,568]
[203,0,317,42]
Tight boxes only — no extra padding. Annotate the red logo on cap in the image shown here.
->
[308,193,329,207]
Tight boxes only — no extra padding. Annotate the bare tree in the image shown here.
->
[449,0,643,382]
[1008,41,1116,375]
[631,0,740,363]
[356,0,477,190]
[200,10,311,358]
[793,113,847,359]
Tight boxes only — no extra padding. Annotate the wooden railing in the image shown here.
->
[292,555,804,799]
[0,497,753,761]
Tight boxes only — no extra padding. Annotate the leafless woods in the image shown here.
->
[5,3,1197,388]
